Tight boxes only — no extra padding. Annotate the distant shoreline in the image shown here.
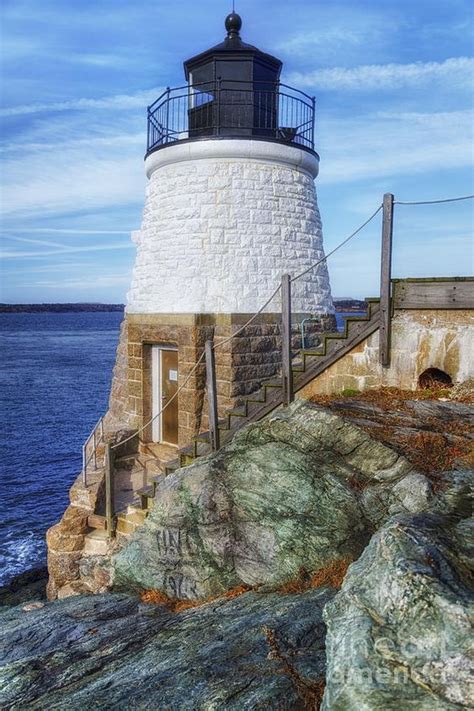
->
[0,300,367,314]
[0,303,125,313]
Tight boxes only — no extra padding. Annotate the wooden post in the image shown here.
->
[205,340,220,451]
[105,443,115,538]
[281,274,294,406]
[379,193,394,366]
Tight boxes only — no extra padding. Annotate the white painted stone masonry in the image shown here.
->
[127,140,334,314]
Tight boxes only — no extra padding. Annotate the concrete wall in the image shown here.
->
[127,139,333,315]
[298,309,474,398]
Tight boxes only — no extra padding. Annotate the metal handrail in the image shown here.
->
[82,416,104,486]
[146,79,316,154]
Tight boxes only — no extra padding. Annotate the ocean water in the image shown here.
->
[0,312,123,585]
[0,310,358,585]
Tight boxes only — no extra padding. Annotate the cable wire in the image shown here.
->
[395,195,474,205]
[291,204,383,283]
[213,283,282,349]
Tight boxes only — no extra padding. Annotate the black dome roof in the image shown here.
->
[184,13,282,79]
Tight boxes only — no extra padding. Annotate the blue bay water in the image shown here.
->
[0,310,357,585]
[0,312,123,585]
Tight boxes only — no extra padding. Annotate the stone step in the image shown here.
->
[83,529,109,556]
[226,404,248,418]
[123,507,148,526]
[144,458,166,477]
[87,514,107,530]
[263,380,283,389]
[165,459,180,475]
[136,485,154,497]
[115,516,138,536]
[148,475,165,490]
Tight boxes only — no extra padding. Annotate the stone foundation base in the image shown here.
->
[107,311,336,447]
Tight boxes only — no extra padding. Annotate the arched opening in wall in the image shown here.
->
[418,368,452,389]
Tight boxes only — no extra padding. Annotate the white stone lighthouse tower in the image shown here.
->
[108,13,334,449]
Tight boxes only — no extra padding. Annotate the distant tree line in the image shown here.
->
[0,303,125,313]
[0,300,365,313]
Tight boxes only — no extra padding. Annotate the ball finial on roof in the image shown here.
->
[225,12,242,37]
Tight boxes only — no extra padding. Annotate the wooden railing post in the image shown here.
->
[281,274,294,406]
[105,443,115,538]
[205,340,220,451]
[380,193,394,366]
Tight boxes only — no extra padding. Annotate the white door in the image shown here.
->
[151,346,179,445]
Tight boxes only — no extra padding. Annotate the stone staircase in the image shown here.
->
[88,299,381,538]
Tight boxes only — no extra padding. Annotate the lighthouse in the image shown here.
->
[108,13,334,452]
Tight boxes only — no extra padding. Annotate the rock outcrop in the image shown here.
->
[3,397,471,710]
[0,587,333,709]
[322,509,474,710]
[0,568,47,608]
[113,400,435,598]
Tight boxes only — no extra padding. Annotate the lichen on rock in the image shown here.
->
[113,400,435,599]
[322,509,474,710]
[0,588,334,709]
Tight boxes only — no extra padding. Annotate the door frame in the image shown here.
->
[151,345,178,445]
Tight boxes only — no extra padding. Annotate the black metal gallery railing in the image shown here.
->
[146,80,316,154]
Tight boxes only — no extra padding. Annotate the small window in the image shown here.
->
[418,368,452,389]
[189,71,214,109]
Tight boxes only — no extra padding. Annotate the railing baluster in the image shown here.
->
[281,274,294,406]
[82,443,87,486]
[105,443,115,538]
[165,87,170,144]
[146,80,316,153]
[216,78,221,136]
[93,428,97,469]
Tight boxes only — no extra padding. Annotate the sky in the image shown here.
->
[0,0,473,302]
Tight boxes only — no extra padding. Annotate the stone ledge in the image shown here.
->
[145,138,320,179]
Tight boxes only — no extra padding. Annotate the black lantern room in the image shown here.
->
[146,14,316,155]
[184,13,282,139]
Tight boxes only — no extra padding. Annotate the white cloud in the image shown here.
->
[5,228,131,234]
[1,116,146,218]
[0,88,162,117]
[318,109,474,184]
[0,243,133,259]
[288,57,474,91]
[32,274,130,288]
[1,235,73,249]
[276,9,395,62]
